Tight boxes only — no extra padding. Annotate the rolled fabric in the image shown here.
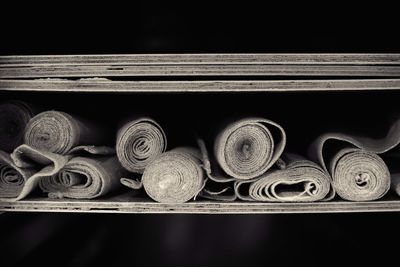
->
[214,118,286,180]
[0,144,70,201]
[330,148,390,201]
[0,101,34,152]
[195,118,286,201]
[39,156,124,199]
[246,154,332,202]
[308,118,400,201]
[0,150,35,198]
[140,147,205,203]
[24,111,105,154]
[116,118,167,173]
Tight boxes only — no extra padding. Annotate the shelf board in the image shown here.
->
[1,195,400,214]
[1,54,400,78]
[2,65,400,78]
[1,79,400,93]
[2,54,400,66]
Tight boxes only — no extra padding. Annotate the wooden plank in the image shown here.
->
[2,65,400,78]
[1,196,400,214]
[1,54,400,66]
[1,79,399,93]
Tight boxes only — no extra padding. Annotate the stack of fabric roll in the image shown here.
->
[308,118,400,201]
[0,102,125,201]
[198,117,400,203]
[198,118,333,202]
[117,118,205,203]
[2,100,400,203]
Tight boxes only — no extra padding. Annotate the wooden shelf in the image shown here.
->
[2,53,400,214]
[1,54,400,78]
[1,195,400,214]
[1,79,400,93]
[2,54,400,65]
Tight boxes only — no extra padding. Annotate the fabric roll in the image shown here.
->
[0,144,117,201]
[39,156,124,199]
[116,118,167,173]
[0,101,34,152]
[0,150,35,198]
[330,148,389,201]
[196,117,286,201]
[214,118,286,180]
[246,154,332,202]
[308,118,400,201]
[140,147,205,203]
[0,144,70,201]
[24,111,104,155]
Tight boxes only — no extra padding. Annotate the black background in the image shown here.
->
[1,1,400,266]
[1,2,399,54]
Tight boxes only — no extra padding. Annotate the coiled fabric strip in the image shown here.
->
[24,111,104,154]
[0,150,34,198]
[139,147,205,203]
[247,154,332,202]
[39,155,123,199]
[308,118,400,201]
[0,144,70,201]
[116,118,167,173]
[214,118,286,180]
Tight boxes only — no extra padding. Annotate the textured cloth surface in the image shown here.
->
[116,118,167,174]
[246,154,332,202]
[39,156,123,199]
[308,119,400,201]
[213,118,286,180]
[0,145,120,201]
[132,147,205,203]
[0,150,35,198]
[0,145,70,201]
[24,111,105,155]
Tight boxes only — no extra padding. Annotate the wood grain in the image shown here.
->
[1,54,400,66]
[1,79,399,93]
[2,54,399,78]
[1,195,400,214]
[2,65,400,78]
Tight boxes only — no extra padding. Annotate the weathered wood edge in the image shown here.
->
[2,65,400,78]
[1,198,400,214]
[1,79,399,93]
[1,54,400,66]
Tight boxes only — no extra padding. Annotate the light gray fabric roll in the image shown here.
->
[0,144,117,201]
[214,118,286,180]
[116,118,167,173]
[0,144,70,201]
[330,148,389,201]
[24,111,104,155]
[0,150,35,198]
[197,117,286,201]
[0,101,34,152]
[139,147,205,203]
[39,156,123,199]
[246,154,332,202]
[308,118,400,201]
